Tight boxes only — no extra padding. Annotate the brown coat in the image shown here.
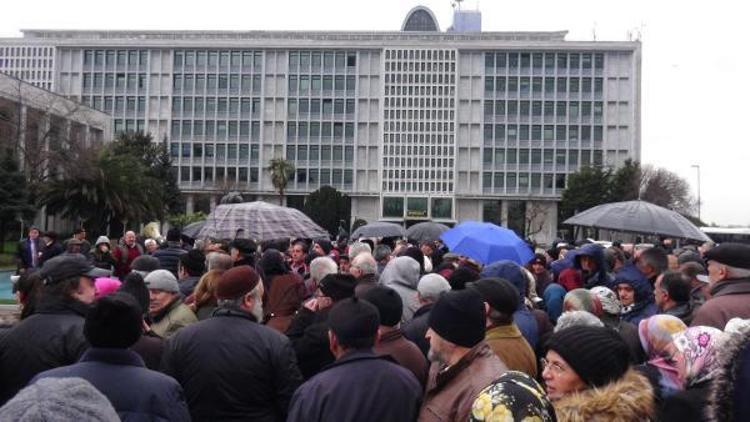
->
[374,328,428,386]
[691,278,750,329]
[418,342,507,422]
[553,369,655,422]
[264,273,305,333]
[485,324,537,378]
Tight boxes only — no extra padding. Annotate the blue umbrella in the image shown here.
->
[440,221,534,265]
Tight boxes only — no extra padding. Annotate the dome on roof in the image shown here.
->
[401,6,440,32]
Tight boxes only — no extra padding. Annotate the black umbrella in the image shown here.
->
[182,220,206,239]
[351,222,406,239]
[406,222,450,242]
[563,200,711,242]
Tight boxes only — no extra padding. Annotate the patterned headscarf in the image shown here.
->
[638,315,688,393]
[471,371,556,422]
[590,286,621,316]
[562,288,603,317]
[673,326,727,388]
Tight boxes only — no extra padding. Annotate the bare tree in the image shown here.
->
[639,165,696,215]
[525,201,550,244]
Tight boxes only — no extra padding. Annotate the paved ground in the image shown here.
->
[0,304,19,326]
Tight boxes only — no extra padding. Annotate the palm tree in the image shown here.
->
[268,158,295,206]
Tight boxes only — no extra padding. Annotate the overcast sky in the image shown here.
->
[2,0,747,226]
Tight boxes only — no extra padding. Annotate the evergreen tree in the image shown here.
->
[0,149,35,241]
[302,185,351,237]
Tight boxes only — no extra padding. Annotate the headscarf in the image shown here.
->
[590,286,621,316]
[563,288,603,317]
[470,371,556,422]
[638,315,688,393]
[673,326,727,388]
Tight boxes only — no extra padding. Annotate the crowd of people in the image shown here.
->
[2,224,750,421]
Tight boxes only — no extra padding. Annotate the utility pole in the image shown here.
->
[691,164,701,222]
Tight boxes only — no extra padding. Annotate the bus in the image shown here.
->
[699,227,750,245]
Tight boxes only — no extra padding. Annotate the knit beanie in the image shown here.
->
[546,326,630,388]
[85,292,143,348]
[215,265,260,300]
[0,377,119,421]
[468,277,519,316]
[448,266,480,290]
[131,255,161,273]
[94,277,122,299]
[144,269,179,293]
[428,289,486,348]
[362,285,403,327]
[319,273,356,302]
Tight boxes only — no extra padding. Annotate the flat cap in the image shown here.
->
[704,243,750,270]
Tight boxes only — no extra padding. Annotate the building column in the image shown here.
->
[209,195,217,212]
[185,194,195,214]
[500,200,509,227]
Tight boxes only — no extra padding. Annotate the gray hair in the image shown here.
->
[310,256,338,283]
[348,241,372,260]
[351,252,377,275]
[373,244,392,262]
[554,310,604,332]
[144,238,158,248]
[206,252,233,272]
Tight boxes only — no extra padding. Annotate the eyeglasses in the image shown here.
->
[541,358,567,375]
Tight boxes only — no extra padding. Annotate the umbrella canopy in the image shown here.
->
[181,220,206,239]
[406,222,450,242]
[352,221,406,239]
[440,221,534,265]
[562,200,711,242]
[196,201,329,241]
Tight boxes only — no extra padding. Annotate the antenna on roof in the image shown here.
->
[592,21,597,41]
[452,0,464,10]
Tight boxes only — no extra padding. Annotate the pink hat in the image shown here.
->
[95,277,122,299]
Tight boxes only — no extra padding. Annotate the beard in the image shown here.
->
[427,347,446,366]
[250,299,264,322]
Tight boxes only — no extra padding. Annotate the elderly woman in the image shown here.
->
[635,315,688,403]
[542,325,655,421]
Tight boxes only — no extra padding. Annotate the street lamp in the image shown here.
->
[691,164,701,222]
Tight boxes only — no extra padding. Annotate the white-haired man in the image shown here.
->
[306,256,338,299]
[351,252,378,297]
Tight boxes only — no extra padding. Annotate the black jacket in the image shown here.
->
[161,307,302,421]
[33,348,190,421]
[285,307,334,379]
[287,349,422,422]
[402,303,433,357]
[153,242,187,277]
[0,298,89,405]
[40,242,64,264]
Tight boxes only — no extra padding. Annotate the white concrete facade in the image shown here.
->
[0,8,641,246]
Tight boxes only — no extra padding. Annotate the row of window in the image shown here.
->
[288,168,354,187]
[171,143,260,160]
[82,96,145,114]
[385,145,454,156]
[384,97,454,108]
[385,61,456,73]
[288,51,356,71]
[113,119,145,134]
[386,73,455,85]
[385,85,455,97]
[484,101,604,119]
[285,145,354,162]
[0,58,52,69]
[384,181,454,194]
[83,50,148,68]
[382,197,453,219]
[384,169,453,179]
[484,52,604,72]
[288,98,355,118]
[383,157,455,168]
[385,121,455,133]
[82,73,146,91]
[170,120,261,140]
[173,50,263,69]
[178,166,260,184]
[172,97,261,116]
[173,74,262,94]
[485,76,604,97]
[384,133,455,145]
[288,75,355,94]
[287,121,354,140]
[0,46,52,57]
[483,124,604,142]
[482,148,603,166]
[385,49,456,61]
[482,172,567,191]
[384,109,455,121]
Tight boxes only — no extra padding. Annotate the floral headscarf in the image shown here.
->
[638,315,688,394]
[590,286,621,316]
[673,326,727,388]
[471,371,556,422]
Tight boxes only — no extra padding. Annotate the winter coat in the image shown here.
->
[152,242,187,277]
[611,263,658,327]
[285,307,335,379]
[161,307,303,421]
[691,278,750,329]
[263,273,305,334]
[114,243,144,277]
[287,349,422,422]
[130,332,165,371]
[485,324,538,378]
[353,272,378,298]
[575,243,614,289]
[15,237,43,271]
[0,298,89,405]
[660,380,711,422]
[150,298,197,339]
[706,327,750,422]
[602,316,645,364]
[92,249,117,272]
[374,328,428,386]
[553,369,655,422]
[380,256,421,323]
[39,241,64,264]
[418,342,508,422]
[662,301,695,326]
[403,303,433,357]
[33,348,190,421]
[178,275,201,298]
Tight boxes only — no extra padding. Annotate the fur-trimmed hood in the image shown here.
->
[553,369,655,422]
[706,328,750,422]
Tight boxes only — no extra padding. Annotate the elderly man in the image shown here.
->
[114,230,144,277]
[350,252,378,297]
[419,290,507,421]
[0,254,109,404]
[692,243,750,329]
[348,241,372,260]
[403,274,451,357]
[655,270,695,325]
[307,256,338,299]
[287,298,422,422]
[145,269,197,338]
[162,266,302,421]
[636,247,669,286]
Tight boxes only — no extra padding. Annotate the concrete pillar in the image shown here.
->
[500,200,509,227]
[185,194,195,214]
[209,195,217,212]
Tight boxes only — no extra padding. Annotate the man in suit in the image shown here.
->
[16,227,43,273]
